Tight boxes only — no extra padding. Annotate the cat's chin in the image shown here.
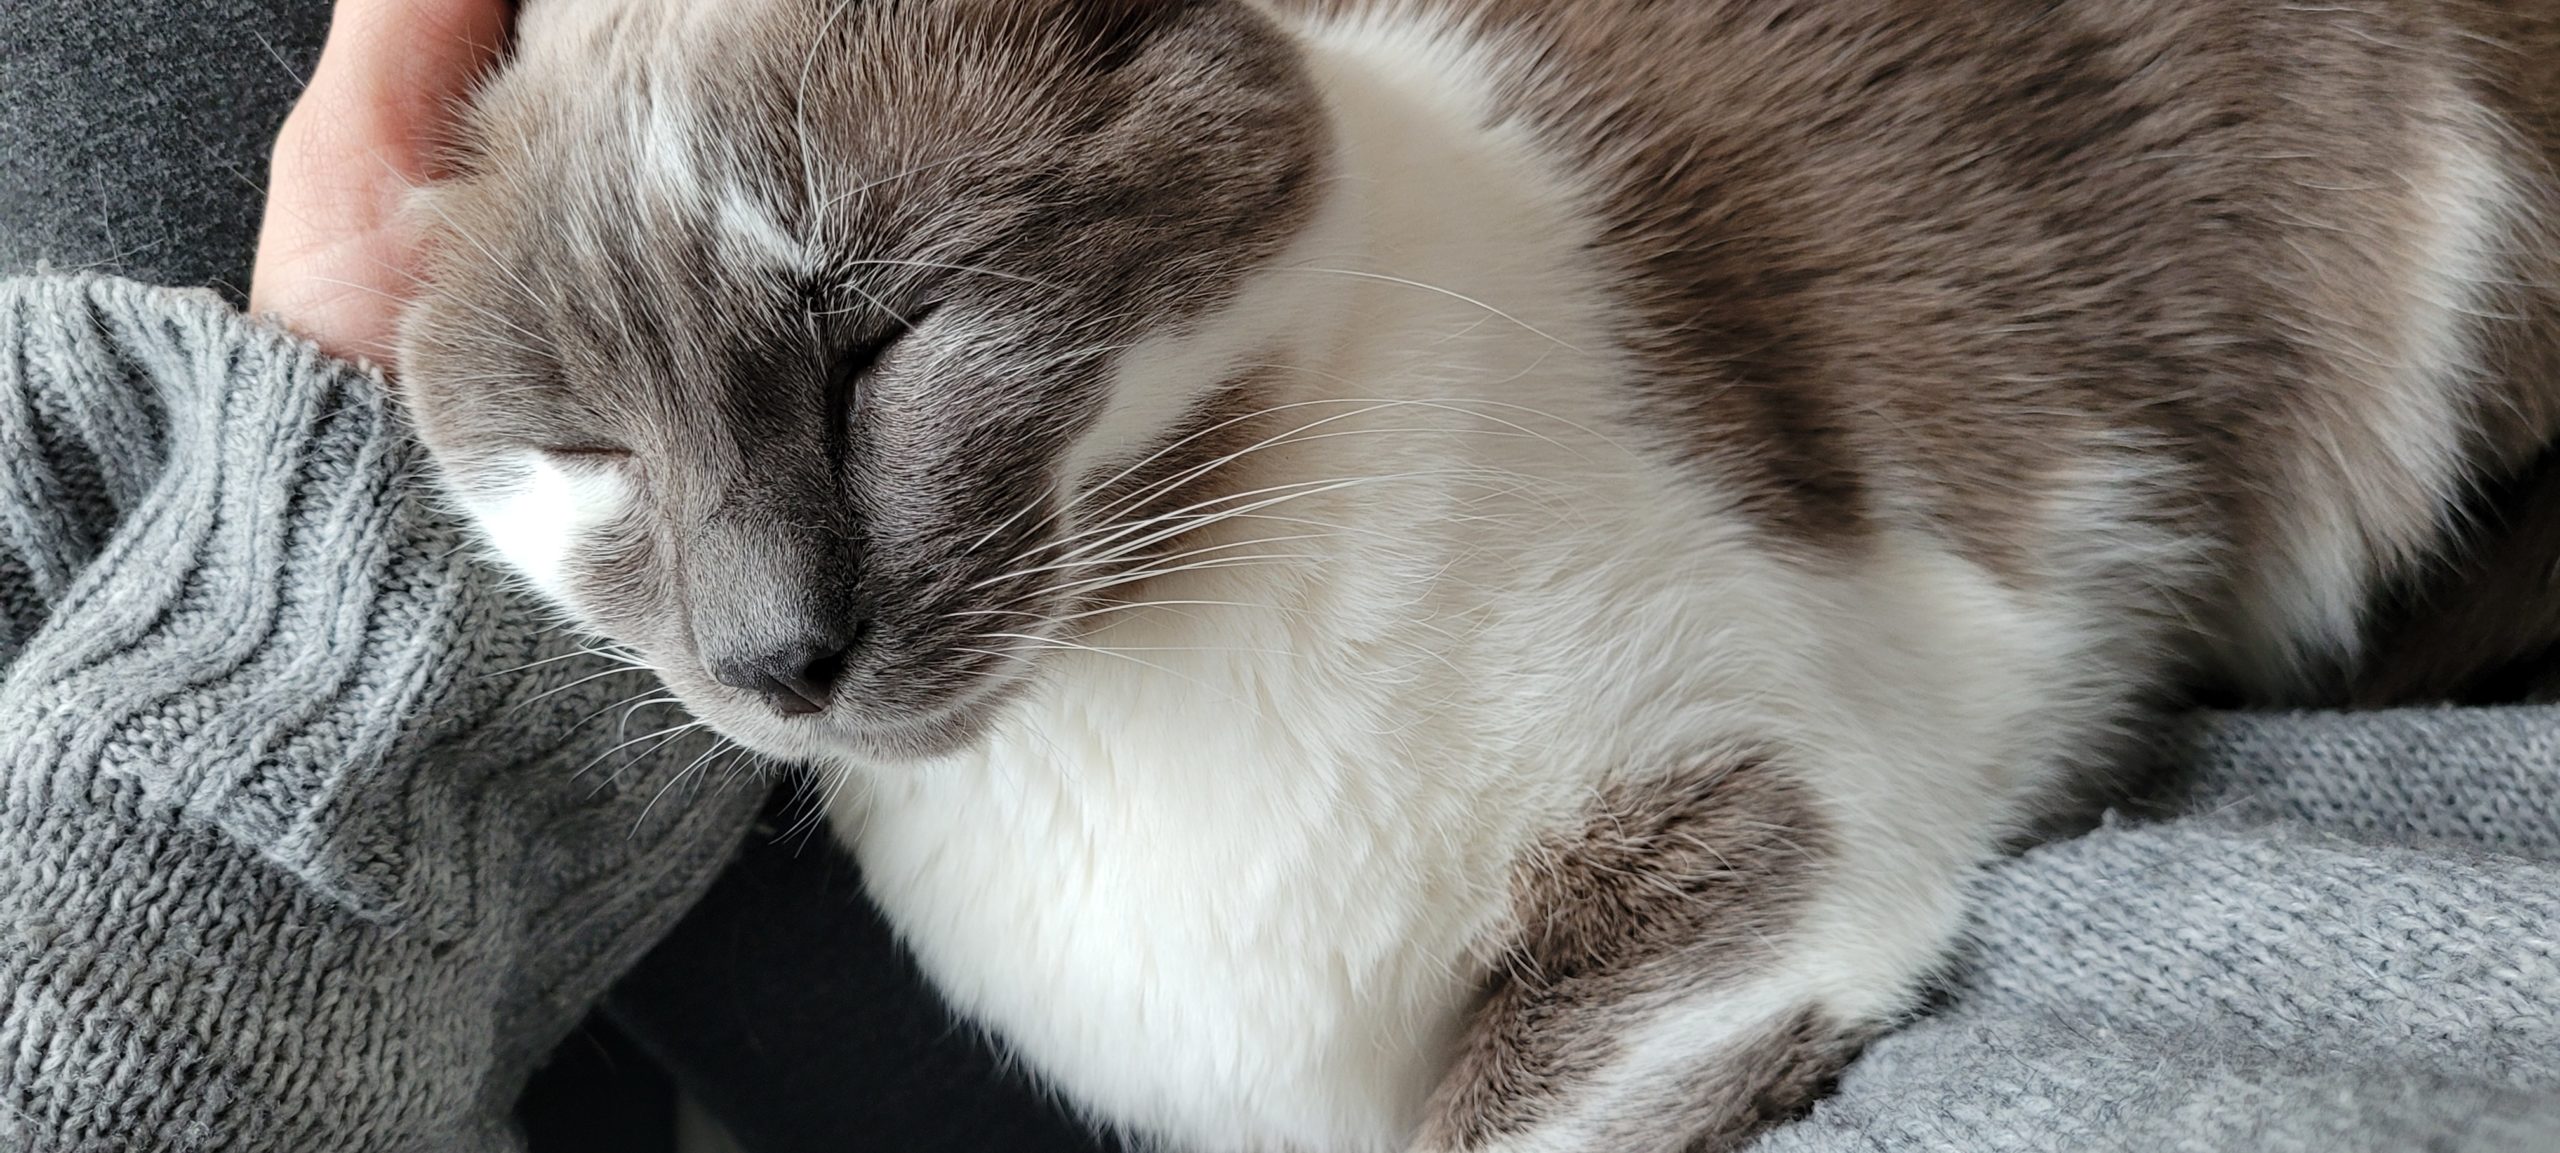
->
[635,634,1039,769]
[690,687,1014,770]
[825,707,1003,765]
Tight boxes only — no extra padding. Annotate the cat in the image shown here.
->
[395,0,2560,1148]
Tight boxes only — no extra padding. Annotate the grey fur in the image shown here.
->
[1422,752,1841,1150]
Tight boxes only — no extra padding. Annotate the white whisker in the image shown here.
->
[1280,265,1584,351]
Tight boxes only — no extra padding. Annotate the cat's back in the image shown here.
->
[1277,0,2560,691]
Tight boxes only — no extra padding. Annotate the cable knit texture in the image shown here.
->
[0,273,763,1152]
[1753,705,2560,1153]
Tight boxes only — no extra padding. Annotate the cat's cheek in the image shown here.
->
[461,451,637,609]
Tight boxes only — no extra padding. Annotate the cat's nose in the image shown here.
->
[710,629,859,716]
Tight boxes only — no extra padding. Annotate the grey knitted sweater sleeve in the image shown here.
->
[0,273,764,1152]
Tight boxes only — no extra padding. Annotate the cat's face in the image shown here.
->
[398,0,1325,762]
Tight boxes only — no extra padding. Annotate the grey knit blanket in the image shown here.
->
[1755,708,2560,1153]
[2,272,2555,1151]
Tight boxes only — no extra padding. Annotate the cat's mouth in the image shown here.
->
[673,637,1039,767]
[687,688,1001,766]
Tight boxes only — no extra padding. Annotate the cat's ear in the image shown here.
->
[1054,0,1214,69]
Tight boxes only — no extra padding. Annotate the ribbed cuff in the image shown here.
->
[1,272,452,920]
[0,273,762,1150]
[2,779,519,1152]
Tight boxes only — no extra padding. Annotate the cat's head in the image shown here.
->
[397,0,1328,763]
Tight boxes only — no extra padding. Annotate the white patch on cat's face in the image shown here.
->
[632,72,707,210]
[466,453,635,605]
[717,185,807,269]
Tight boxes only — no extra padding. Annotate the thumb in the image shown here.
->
[249,0,514,366]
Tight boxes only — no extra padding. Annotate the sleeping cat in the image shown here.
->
[394,0,2560,1148]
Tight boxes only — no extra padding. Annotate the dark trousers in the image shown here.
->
[0,5,1110,1150]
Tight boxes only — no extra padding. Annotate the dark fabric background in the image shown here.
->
[0,5,1109,1150]
[606,787,1119,1153]
[0,0,327,297]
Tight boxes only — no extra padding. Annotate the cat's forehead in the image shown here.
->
[493,0,1219,172]
[402,0,1327,456]
[462,1,1323,265]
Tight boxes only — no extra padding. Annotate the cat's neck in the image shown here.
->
[1044,9,1640,638]
[1267,12,1619,411]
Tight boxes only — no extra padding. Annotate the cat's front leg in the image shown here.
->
[1413,748,1953,1153]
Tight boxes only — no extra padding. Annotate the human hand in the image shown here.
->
[251,0,514,367]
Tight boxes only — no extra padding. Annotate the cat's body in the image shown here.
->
[397,1,2560,1149]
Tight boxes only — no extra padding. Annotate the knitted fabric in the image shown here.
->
[1753,705,2560,1153]
[0,273,764,1152]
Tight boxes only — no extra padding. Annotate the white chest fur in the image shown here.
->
[822,13,2068,1150]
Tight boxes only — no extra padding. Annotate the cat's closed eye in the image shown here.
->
[537,444,634,464]
[825,305,932,422]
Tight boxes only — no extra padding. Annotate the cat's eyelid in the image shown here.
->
[847,303,939,360]
[536,444,635,464]
[830,303,938,403]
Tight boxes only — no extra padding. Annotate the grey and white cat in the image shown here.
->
[396,1,2560,1149]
